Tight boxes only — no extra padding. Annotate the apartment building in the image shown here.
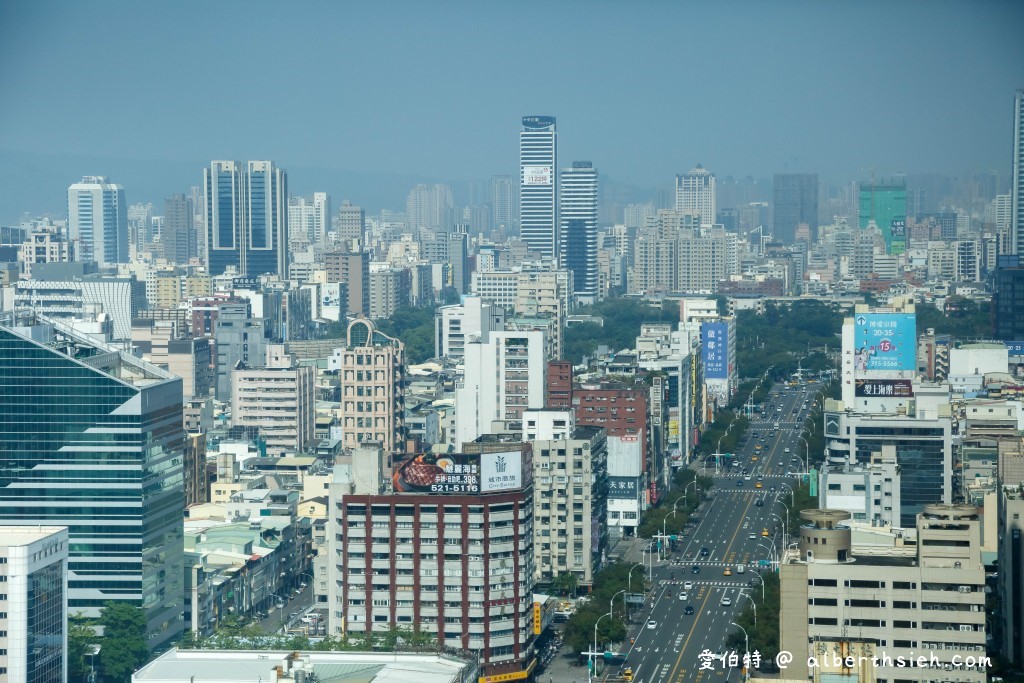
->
[231,344,315,456]
[330,318,406,454]
[780,506,988,683]
[327,446,536,681]
[434,295,506,362]
[456,330,546,443]
[523,409,608,589]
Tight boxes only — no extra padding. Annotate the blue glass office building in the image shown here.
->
[0,319,185,650]
[204,160,289,277]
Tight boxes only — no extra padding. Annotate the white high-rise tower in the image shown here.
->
[67,176,128,267]
[559,161,599,304]
[675,165,717,226]
[520,116,557,259]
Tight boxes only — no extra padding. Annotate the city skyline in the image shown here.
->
[1,1,1023,221]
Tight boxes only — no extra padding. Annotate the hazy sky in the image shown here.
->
[1,0,1023,215]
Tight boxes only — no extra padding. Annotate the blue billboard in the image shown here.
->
[1006,341,1024,356]
[701,321,729,380]
[853,313,916,372]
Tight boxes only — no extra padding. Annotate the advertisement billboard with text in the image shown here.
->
[855,379,914,398]
[853,313,916,373]
[607,476,641,500]
[523,166,553,185]
[392,451,523,495]
[701,321,729,380]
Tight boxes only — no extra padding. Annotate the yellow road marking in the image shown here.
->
[666,489,756,682]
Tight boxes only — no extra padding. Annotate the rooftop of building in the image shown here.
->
[133,649,473,683]
[0,526,68,547]
[1,314,179,389]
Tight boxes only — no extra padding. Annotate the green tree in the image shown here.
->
[68,614,98,682]
[98,602,150,682]
[727,572,781,667]
[552,571,580,598]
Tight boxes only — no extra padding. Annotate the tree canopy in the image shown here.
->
[98,602,149,682]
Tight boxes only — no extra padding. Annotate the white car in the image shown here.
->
[784,447,791,453]
[721,597,732,606]
[684,581,694,591]
[678,592,688,601]
[748,532,756,540]
[646,620,657,629]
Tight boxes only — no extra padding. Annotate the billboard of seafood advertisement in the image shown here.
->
[392,450,526,495]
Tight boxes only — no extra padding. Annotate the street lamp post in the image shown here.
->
[683,479,699,508]
[731,622,750,683]
[627,562,644,594]
[738,591,757,627]
[641,543,654,581]
[757,542,777,567]
[795,436,809,473]
[771,513,787,554]
[778,483,795,510]
[590,611,613,683]
[270,592,289,633]
[749,572,765,601]
[611,589,626,621]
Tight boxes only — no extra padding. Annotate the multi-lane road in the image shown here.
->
[612,381,825,683]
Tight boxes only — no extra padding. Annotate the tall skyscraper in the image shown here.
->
[772,173,819,243]
[67,176,128,267]
[163,193,197,264]
[674,165,716,225]
[1013,89,1024,255]
[559,161,599,304]
[406,183,454,232]
[859,177,908,255]
[203,160,289,277]
[489,174,517,232]
[0,318,185,649]
[520,115,558,258]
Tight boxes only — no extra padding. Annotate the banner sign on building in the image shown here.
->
[232,276,260,289]
[853,313,916,373]
[701,321,729,380]
[1006,341,1024,355]
[607,476,640,500]
[392,451,523,495]
[522,166,553,185]
[855,379,914,398]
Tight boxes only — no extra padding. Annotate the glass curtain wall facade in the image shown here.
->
[855,425,946,528]
[520,116,557,259]
[1013,90,1024,256]
[858,179,908,255]
[772,173,819,244]
[27,560,64,683]
[0,324,185,649]
[204,160,289,277]
[559,162,599,304]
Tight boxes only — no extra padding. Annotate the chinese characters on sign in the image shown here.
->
[853,313,916,373]
[854,379,914,398]
[701,321,729,380]
[522,166,552,185]
[607,476,640,500]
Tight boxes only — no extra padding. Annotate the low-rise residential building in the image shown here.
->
[780,506,988,683]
